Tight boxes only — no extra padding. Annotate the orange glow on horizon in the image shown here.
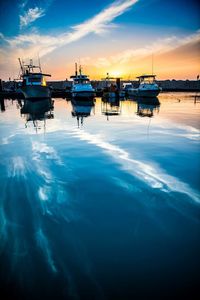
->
[1,43,199,82]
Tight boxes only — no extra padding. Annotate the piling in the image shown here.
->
[0,97,5,111]
[0,79,3,92]
[116,78,121,90]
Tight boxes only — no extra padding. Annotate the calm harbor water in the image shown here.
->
[0,92,200,299]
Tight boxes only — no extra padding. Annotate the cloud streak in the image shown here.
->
[20,7,45,29]
[0,0,199,80]
[1,0,139,58]
[94,30,200,67]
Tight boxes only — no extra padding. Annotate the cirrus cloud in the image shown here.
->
[3,0,139,56]
[20,7,45,29]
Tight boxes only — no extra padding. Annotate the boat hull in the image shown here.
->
[21,85,51,100]
[103,91,125,99]
[128,89,160,98]
[72,91,96,99]
[21,99,52,115]
[103,92,116,99]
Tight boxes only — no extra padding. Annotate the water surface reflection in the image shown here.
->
[0,92,200,300]
[71,99,94,127]
[20,98,54,131]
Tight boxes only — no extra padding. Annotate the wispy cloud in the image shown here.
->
[94,30,200,67]
[19,7,45,29]
[1,0,139,58]
[0,0,199,80]
[19,0,28,9]
[71,0,138,36]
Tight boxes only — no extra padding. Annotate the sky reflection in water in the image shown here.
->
[0,93,200,300]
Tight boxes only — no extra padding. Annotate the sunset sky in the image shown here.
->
[0,0,199,80]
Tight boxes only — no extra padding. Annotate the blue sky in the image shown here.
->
[0,0,199,35]
[0,0,199,80]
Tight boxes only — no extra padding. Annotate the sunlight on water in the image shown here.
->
[36,228,57,273]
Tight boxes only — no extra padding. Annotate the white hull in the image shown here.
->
[72,91,96,99]
[128,89,160,98]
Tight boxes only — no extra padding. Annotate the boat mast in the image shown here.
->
[75,63,78,77]
[79,65,82,76]
[18,58,24,74]
[29,59,32,72]
[38,54,42,73]
[151,53,154,76]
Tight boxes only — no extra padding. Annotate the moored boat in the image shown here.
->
[18,58,51,100]
[70,64,95,100]
[128,75,161,98]
[102,73,125,99]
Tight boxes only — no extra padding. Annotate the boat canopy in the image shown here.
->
[23,73,51,77]
[18,58,51,78]
[136,75,156,79]
[70,75,89,79]
[70,75,90,84]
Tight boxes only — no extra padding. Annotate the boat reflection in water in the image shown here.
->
[135,97,160,118]
[0,93,199,300]
[71,99,94,127]
[20,98,54,130]
[0,97,5,111]
[101,96,122,120]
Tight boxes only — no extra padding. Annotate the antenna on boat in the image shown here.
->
[38,53,42,72]
[18,58,23,73]
[79,65,82,76]
[75,63,78,76]
[151,53,154,75]
[30,59,33,72]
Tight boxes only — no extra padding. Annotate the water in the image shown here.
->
[0,93,200,300]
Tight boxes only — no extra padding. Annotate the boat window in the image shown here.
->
[75,79,90,84]
[28,78,42,83]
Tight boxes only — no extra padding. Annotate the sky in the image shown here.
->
[0,0,199,80]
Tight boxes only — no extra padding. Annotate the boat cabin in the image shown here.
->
[18,58,51,87]
[137,75,157,85]
[122,82,133,90]
[70,75,90,85]
[22,73,51,86]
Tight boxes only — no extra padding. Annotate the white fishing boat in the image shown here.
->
[70,64,95,99]
[128,75,161,98]
[18,58,51,100]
